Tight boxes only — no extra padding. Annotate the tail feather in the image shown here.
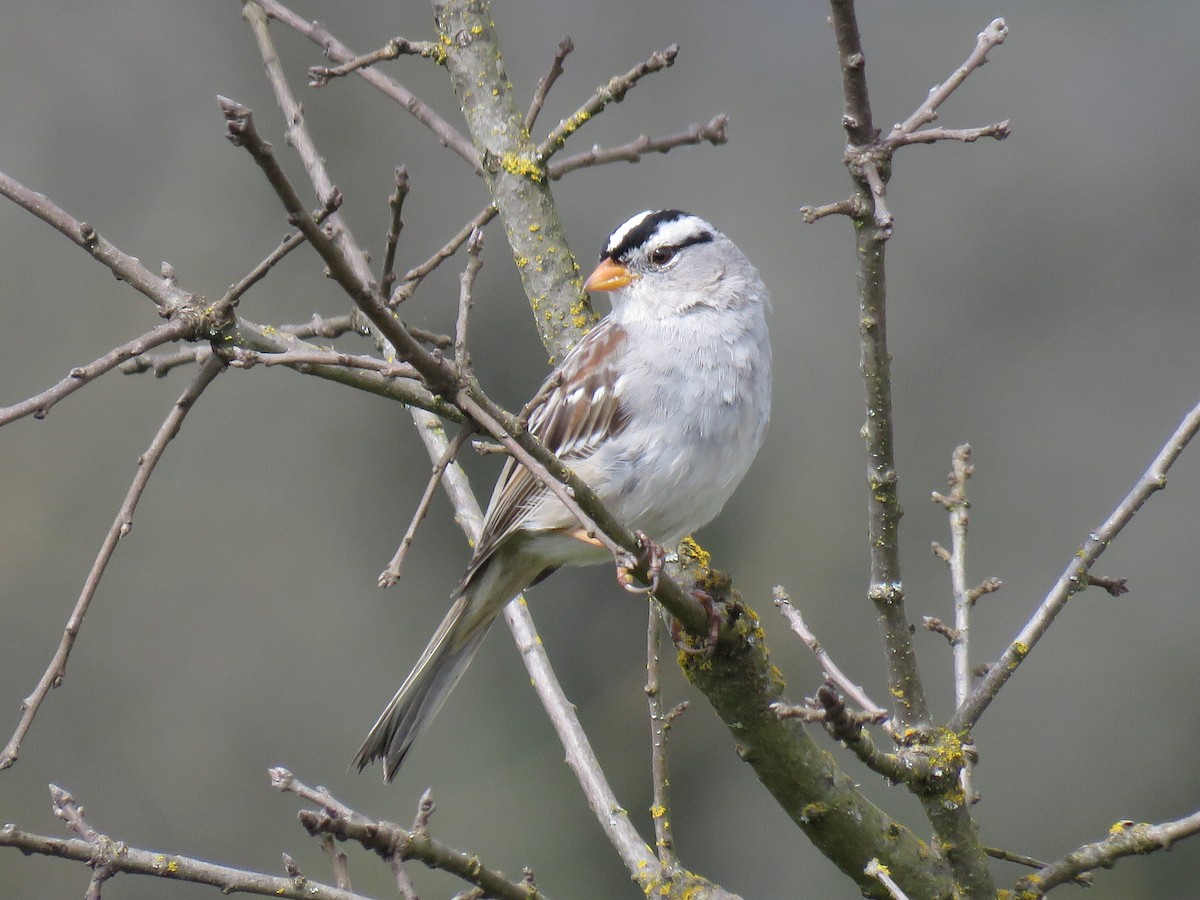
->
[353,554,533,780]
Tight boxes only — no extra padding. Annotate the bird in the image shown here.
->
[354,209,772,780]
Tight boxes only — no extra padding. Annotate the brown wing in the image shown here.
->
[466,319,630,573]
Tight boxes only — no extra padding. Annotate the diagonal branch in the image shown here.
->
[253,0,483,175]
[1015,811,1200,896]
[536,44,679,161]
[883,19,1009,147]
[0,318,194,427]
[0,170,193,316]
[0,355,226,770]
[952,395,1200,732]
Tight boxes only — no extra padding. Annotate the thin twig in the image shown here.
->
[318,834,352,891]
[274,768,544,900]
[255,0,482,174]
[799,197,859,224]
[0,170,192,315]
[0,821,366,900]
[1015,811,1200,896]
[646,606,683,871]
[547,115,729,180]
[772,586,887,720]
[890,121,1010,147]
[309,36,442,87]
[866,859,911,900]
[380,166,410,296]
[0,355,224,769]
[0,318,193,427]
[884,19,1009,147]
[242,1,380,289]
[536,44,679,161]
[525,36,574,131]
[983,846,1092,887]
[952,396,1200,732]
[378,422,476,588]
[222,347,418,379]
[218,96,457,396]
[931,444,976,801]
[455,229,485,370]
[226,229,309,307]
[390,206,498,307]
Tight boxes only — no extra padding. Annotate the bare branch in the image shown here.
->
[0,819,366,900]
[1086,573,1129,597]
[317,834,352,891]
[1015,812,1200,896]
[380,166,410,296]
[221,346,418,380]
[0,318,193,427]
[952,396,1200,732]
[799,196,859,224]
[525,35,574,131]
[0,170,193,315]
[983,847,1092,887]
[890,121,1010,147]
[309,36,442,87]
[932,444,975,716]
[455,229,486,370]
[536,44,679,161]
[275,770,545,900]
[390,205,498,307]
[547,115,729,180]
[218,96,457,396]
[255,0,483,174]
[773,586,887,720]
[646,606,683,871]
[866,858,911,900]
[242,1,382,275]
[226,229,309,307]
[884,19,1009,147]
[825,0,927,729]
[378,422,475,588]
[968,577,1002,604]
[0,355,225,770]
[433,0,596,360]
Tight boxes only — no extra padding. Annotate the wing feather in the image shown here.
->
[465,319,630,573]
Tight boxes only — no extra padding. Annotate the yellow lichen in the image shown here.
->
[678,536,711,569]
[499,152,544,182]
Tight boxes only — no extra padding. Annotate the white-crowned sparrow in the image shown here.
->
[355,209,772,780]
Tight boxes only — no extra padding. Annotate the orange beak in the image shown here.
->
[583,257,638,292]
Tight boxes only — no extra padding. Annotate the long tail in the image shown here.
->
[353,556,527,780]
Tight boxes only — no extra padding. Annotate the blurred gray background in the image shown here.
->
[3,2,1200,898]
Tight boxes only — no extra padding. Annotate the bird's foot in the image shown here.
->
[670,589,721,659]
[616,531,665,594]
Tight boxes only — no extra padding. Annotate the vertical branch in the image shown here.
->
[827,0,928,729]
[645,607,683,871]
[431,0,596,362]
[931,444,977,800]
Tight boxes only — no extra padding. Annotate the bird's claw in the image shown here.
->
[670,589,721,659]
[616,531,665,594]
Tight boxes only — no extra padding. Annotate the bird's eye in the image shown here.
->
[648,245,676,266]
